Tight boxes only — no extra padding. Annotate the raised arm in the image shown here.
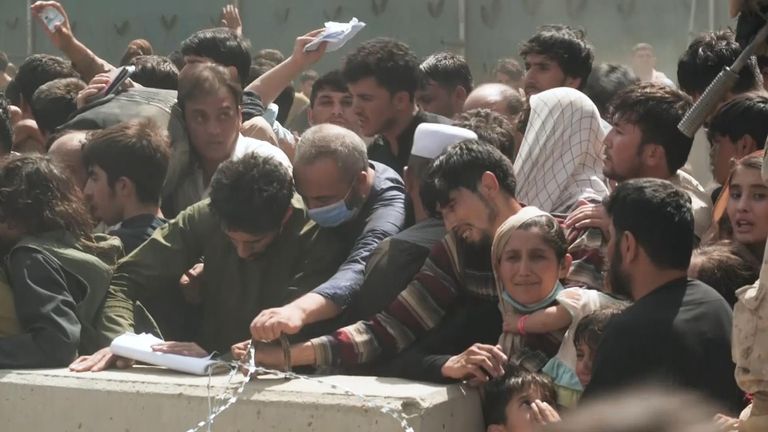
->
[30,1,115,82]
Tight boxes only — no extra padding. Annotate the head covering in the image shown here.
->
[513,87,609,214]
[410,123,477,159]
[491,206,561,355]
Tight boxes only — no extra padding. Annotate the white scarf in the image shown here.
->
[514,87,609,213]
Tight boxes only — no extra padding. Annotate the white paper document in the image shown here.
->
[110,332,227,375]
[304,18,366,53]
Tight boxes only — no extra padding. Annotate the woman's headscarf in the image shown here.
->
[513,87,609,214]
[491,206,560,356]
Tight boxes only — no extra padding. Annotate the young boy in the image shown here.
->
[483,366,561,432]
[573,307,625,389]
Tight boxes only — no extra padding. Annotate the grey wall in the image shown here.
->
[0,0,735,83]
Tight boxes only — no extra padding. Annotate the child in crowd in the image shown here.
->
[483,365,560,432]
[689,240,760,307]
[492,206,627,408]
[0,154,121,368]
[726,154,768,262]
[572,308,625,388]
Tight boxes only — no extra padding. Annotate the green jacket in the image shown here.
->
[98,198,349,353]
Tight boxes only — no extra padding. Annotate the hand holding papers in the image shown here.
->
[110,332,228,375]
[304,18,366,53]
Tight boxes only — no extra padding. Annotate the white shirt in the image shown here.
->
[170,134,291,214]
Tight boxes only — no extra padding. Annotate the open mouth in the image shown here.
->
[733,219,754,232]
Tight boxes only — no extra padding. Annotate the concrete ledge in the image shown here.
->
[0,367,483,431]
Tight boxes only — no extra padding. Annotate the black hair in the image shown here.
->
[584,63,639,117]
[677,30,762,97]
[574,307,625,352]
[519,25,594,90]
[254,48,285,65]
[127,55,179,90]
[180,28,251,87]
[419,52,473,93]
[609,82,693,175]
[82,119,170,205]
[274,85,295,125]
[604,178,694,270]
[422,140,517,218]
[707,94,768,149]
[691,240,760,307]
[0,95,11,155]
[483,365,557,427]
[167,50,186,72]
[30,77,86,136]
[310,70,349,107]
[453,108,517,160]
[177,63,242,113]
[343,37,421,99]
[14,54,80,105]
[247,59,276,86]
[209,153,294,234]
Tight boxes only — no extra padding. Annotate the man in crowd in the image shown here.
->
[69,152,350,371]
[583,63,639,119]
[676,29,767,186]
[416,52,473,119]
[582,178,742,413]
[167,63,289,216]
[249,124,406,342]
[306,70,359,134]
[343,38,450,175]
[30,77,85,143]
[82,119,169,254]
[519,25,594,97]
[630,43,675,87]
[342,123,477,320]
[462,84,525,148]
[566,82,712,241]
[707,95,768,188]
[494,58,524,91]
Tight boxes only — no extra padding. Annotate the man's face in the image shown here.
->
[602,119,645,181]
[709,134,745,185]
[631,49,655,73]
[416,80,458,118]
[83,165,123,226]
[294,157,363,211]
[224,228,279,260]
[308,89,358,133]
[439,187,496,248]
[606,222,633,299]
[184,89,241,165]
[348,77,399,137]
[523,54,571,96]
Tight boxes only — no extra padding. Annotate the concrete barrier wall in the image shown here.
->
[0,367,484,432]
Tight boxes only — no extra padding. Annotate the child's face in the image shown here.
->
[496,389,543,432]
[575,342,594,387]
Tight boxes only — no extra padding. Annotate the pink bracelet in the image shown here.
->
[517,315,529,335]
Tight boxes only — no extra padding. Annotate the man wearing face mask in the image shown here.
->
[249,123,406,342]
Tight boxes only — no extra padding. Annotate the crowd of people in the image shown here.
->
[1,1,768,431]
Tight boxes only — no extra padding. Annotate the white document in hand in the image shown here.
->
[110,332,227,375]
[304,17,366,53]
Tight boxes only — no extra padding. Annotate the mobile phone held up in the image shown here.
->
[40,6,65,32]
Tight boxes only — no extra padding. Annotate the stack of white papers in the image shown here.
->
[304,18,366,53]
[110,332,228,375]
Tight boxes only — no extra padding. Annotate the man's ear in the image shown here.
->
[393,90,411,111]
[563,76,582,90]
[736,134,758,157]
[642,143,668,173]
[559,253,574,279]
[622,230,638,264]
[453,85,468,105]
[114,177,133,198]
[479,171,501,195]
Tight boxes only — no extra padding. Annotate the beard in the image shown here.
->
[608,242,633,300]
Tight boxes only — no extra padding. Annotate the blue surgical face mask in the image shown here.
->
[307,183,361,227]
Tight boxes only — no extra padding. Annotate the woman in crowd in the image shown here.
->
[512,88,609,214]
[487,207,625,407]
[0,154,120,367]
